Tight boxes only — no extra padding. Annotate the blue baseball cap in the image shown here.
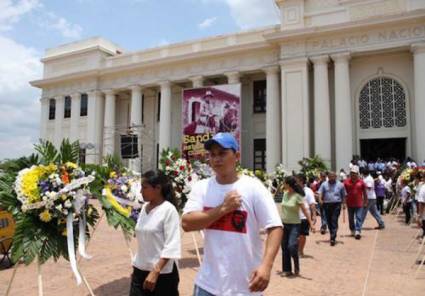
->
[204,133,239,152]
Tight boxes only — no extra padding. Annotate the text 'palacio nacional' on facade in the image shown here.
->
[31,0,425,173]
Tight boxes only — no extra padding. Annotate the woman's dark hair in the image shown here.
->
[284,176,305,196]
[142,170,178,208]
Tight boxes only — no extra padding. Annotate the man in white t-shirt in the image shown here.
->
[416,173,425,237]
[361,170,385,229]
[182,133,283,296]
[296,173,317,255]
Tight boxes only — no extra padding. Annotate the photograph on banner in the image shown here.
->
[182,84,241,160]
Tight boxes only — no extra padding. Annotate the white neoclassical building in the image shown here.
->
[31,0,425,172]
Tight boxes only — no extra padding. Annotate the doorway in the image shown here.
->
[360,138,406,161]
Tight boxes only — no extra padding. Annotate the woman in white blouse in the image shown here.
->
[130,170,181,296]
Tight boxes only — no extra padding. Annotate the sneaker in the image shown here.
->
[330,240,336,246]
[320,228,326,235]
[355,231,361,240]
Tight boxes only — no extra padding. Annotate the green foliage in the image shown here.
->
[59,139,80,163]
[0,139,99,265]
[298,155,329,179]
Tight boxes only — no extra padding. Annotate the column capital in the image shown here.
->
[280,57,309,67]
[103,89,117,96]
[159,81,171,88]
[310,55,330,65]
[224,71,240,83]
[263,65,280,75]
[87,90,103,97]
[411,42,425,54]
[129,85,143,92]
[70,92,81,99]
[189,75,204,82]
[331,52,351,63]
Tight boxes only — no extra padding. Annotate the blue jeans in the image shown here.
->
[318,203,328,230]
[282,223,301,273]
[193,285,215,296]
[361,199,385,227]
[348,207,363,233]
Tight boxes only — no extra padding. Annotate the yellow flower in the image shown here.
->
[109,171,117,178]
[39,210,52,222]
[65,162,78,169]
[61,228,67,236]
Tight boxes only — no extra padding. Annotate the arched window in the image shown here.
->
[359,77,407,129]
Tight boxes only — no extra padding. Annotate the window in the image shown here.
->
[359,77,407,129]
[64,96,71,118]
[80,94,88,116]
[253,139,266,170]
[253,80,266,113]
[79,148,86,165]
[48,99,56,120]
[157,92,161,122]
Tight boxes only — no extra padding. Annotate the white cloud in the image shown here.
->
[196,0,280,29]
[0,0,41,31]
[0,1,42,160]
[0,36,42,160]
[40,12,82,39]
[199,16,217,29]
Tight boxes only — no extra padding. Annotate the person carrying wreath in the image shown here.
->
[129,170,181,296]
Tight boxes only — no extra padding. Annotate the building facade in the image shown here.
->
[31,0,425,172]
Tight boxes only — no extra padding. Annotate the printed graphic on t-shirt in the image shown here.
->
[204,207,247,233]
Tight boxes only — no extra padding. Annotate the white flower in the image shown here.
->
[56,204,63,211]
[64,200,72,208]
[63,209,69,215]
[121,185,128,193]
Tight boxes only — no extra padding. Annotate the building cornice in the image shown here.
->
[264,9,425,42]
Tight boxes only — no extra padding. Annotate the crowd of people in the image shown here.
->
[127,133,425,295]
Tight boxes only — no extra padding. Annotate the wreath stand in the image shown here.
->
[4,212,108,296]
[4,255,95,296]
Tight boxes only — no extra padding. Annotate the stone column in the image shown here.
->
[54,95,65,147]
[103,89,116,157]
[39,97,49,141]
[412,43,425,163]
[130,85,143,172]
[159,81,172,156]
[190,76,204,88]
[280,58,310,171]
[225,71,240,84]
[332,53,353,171]
[311,55,331,167]
[70,93,81,142]
[86,91,104,164]
[264,66,281,172]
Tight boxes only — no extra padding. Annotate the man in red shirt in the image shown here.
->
[343,166,368,240]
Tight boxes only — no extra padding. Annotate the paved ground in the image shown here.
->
[1,206,425,296]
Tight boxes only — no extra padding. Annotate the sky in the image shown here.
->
[0,0,280,160]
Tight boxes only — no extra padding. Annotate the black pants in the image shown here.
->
[323,203,341,241]
[403,202,412,225]
[376,196,385,215]
[129,264,179,296]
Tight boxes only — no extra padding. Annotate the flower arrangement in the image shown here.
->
[102,171,142,222]
[160,148,193,208]
[267,164,288,195]
[0,140,99,285]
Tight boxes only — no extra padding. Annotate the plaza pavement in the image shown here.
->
[1,205,425,296]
